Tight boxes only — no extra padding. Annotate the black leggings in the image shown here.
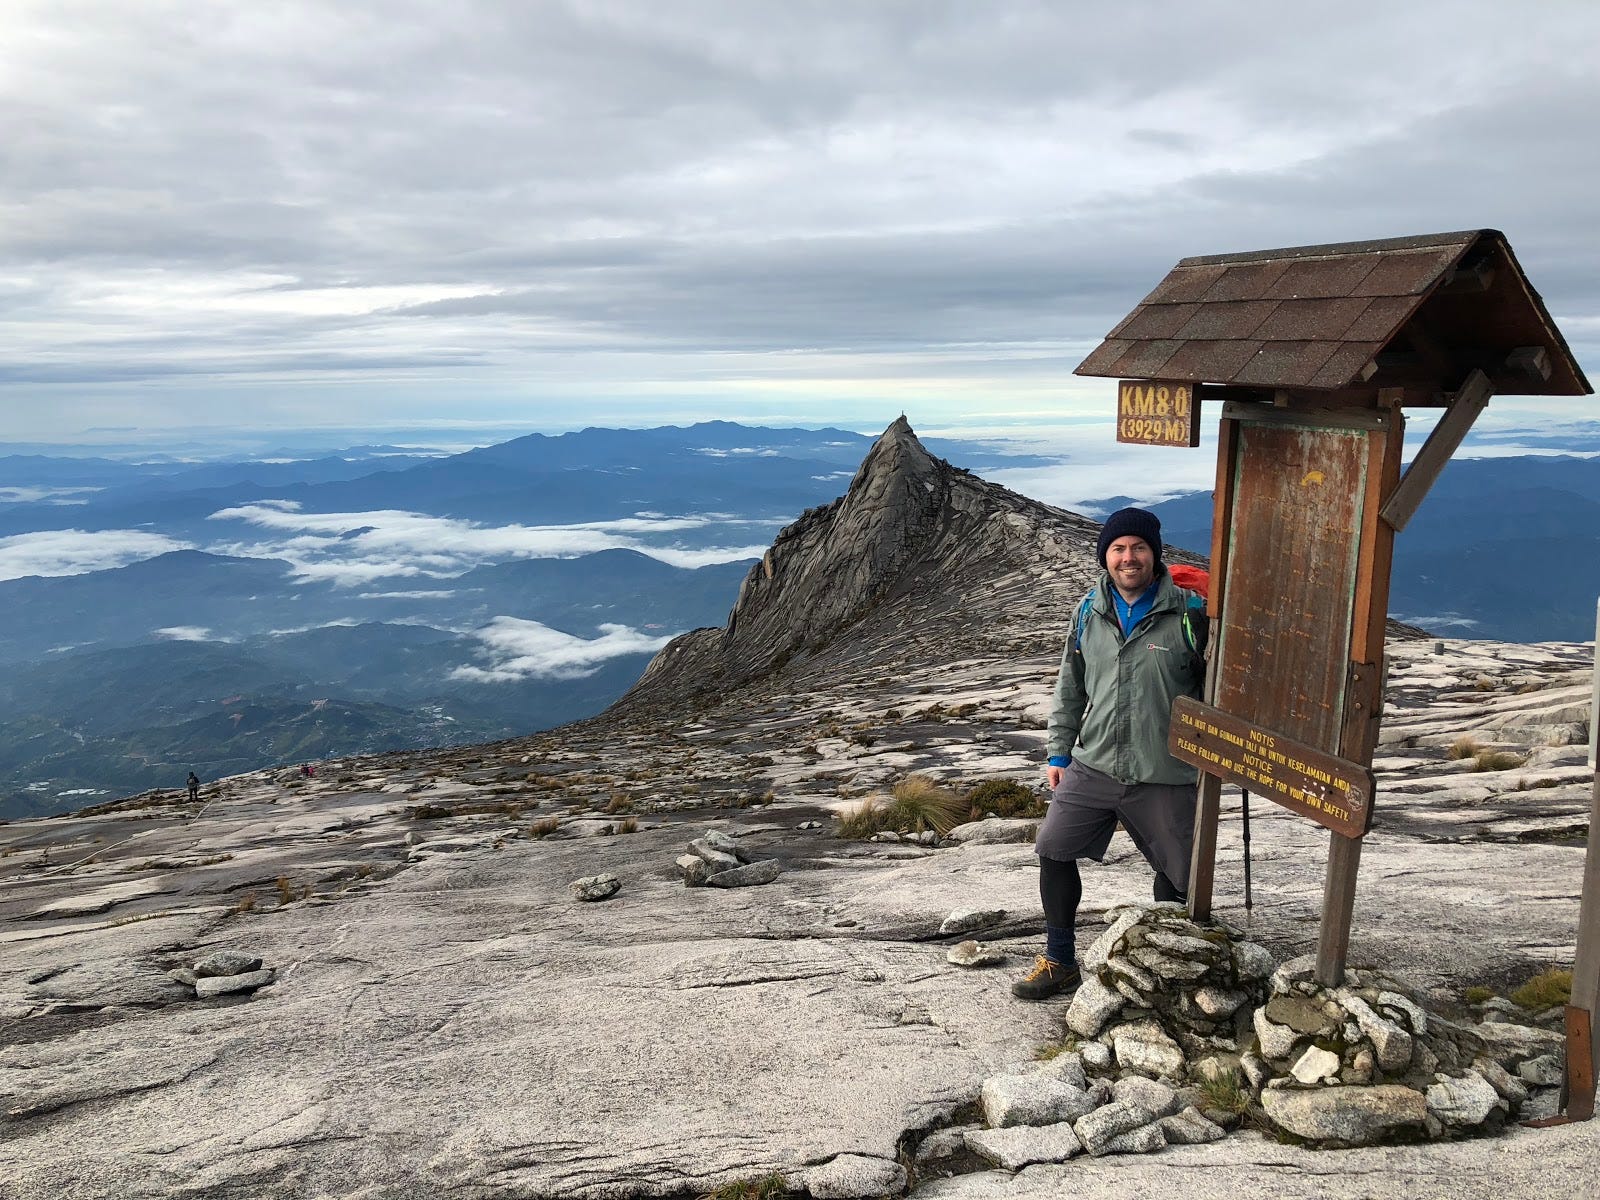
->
[1039,855,1186,929]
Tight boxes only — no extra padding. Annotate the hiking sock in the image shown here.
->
[1044,924,1075,966]
[1038,855,1082,964]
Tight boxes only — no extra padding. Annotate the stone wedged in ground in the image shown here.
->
[0,421,1595,1197]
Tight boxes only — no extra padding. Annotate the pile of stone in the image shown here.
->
[675,829,782,888]
[167,950,275,999]
[1251,955,1564,1144]
[1064,901,1274,1082]
[941,903,1575,1172]
[918,1051,1229,1173]
[926,905,1261,1171]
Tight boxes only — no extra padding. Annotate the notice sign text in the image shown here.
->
[1117,380,1200,447]
[1168,696,1374,838]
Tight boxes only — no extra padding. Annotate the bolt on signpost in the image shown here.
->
[1076,232,1596,1118]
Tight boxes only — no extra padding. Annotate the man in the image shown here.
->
[186,771,200,802]
[1013,507,1207,1000]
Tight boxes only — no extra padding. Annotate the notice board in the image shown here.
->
[1212,414,1373,753]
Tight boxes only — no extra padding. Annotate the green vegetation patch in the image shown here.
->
[1509,967,1572,1012]
[965,778,1046,820]
[837,774,966,838]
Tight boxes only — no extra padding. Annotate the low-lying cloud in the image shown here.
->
[155,625,220,641]
[451,618,674,682]
[206,501,769,586]
[0,529,193,581]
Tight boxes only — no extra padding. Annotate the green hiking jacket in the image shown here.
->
[1047,569,1206,786]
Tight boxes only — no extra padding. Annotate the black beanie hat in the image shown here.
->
[1096,507,1163,568]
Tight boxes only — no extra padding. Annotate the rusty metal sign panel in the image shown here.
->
[1116,380,1200,447]
[1214,419,1369,750]
[1170,697,1374,838]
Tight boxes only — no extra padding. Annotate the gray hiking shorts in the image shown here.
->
[1034,758,1196,891]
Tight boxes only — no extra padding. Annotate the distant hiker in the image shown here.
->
[300,763,316,778]
[1013,507,1208,1000]
[186,772,200,802]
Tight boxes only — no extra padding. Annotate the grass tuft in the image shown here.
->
[837,774,966,838]
[1448,735,1481,760]
[530,816,560,839]
[1509,967,1572,1012]
[701,1174,788,1200]
[1194,1068,1252,1116]
[1473,749,1528,772]
[1033,1036,1079,1061]
[1463,985,1495,1004]
[615,816,639,834]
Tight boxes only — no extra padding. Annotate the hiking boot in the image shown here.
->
[1010,955,1081,1001]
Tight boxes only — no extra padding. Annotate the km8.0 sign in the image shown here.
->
[1116,380,1200,447]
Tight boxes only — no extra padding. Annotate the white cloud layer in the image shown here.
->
[2,2,1594,441]
[155,626,218,641]
[452,618,674,682]
[0,529,193,581]
[207,502,768,586]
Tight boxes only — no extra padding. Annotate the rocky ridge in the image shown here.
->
[1,421,1596,1198]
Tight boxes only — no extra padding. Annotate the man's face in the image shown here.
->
[1106,535,1155,597]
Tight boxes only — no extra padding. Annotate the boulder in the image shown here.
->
[1159,1105,1227,1145]
[1065,976,1123,1038]
[803,1154,906,1199]
[676,855,711,886]
[946,940,1005,968]
[703,859,781,888]
[964,1121,1082,1169]
[1074,1099,1156,1156]
[980,1073,1098,1128]
[946,818,1039,845]
[686,839,740,874]
[1261,1084,1428,1145]
[194,968,275,999]
[1425,1072,1503,1127]
[1110,1019,1184,1078]
[1111,1075,1178,1118]
[937,907,1007,936]
[1289,1046,1341,1085]
[193,950,263,978]
[571,874,621,901]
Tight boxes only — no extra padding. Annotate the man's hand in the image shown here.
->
[1047,765,1065,790]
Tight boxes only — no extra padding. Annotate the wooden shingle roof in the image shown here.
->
[1076,230,1590,397]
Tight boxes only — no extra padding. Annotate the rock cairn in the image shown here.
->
[940,905,1570,1173]
[675,828,782,888]
[1251,955,1563,1143]
[167,949,275,999]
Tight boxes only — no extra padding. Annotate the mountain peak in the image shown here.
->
[617,419,1106,711]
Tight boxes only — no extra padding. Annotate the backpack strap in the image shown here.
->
[1071,589,1096,655]
[1179,591,1209,663]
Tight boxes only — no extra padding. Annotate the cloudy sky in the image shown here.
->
[5,0,1599,448]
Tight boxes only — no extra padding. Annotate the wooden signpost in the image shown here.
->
[1169,697,1374,839]
[1075,229,1595,1119]
[1116,380,1200,447]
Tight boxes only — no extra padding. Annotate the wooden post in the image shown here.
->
[1188,773,1221,922]
[1188,413,1239,924]
[1566,597,1600,1119]
[1315,400,1404,987]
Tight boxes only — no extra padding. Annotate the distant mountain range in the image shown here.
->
[0,422,1053,818]
[2,421,1595,820]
